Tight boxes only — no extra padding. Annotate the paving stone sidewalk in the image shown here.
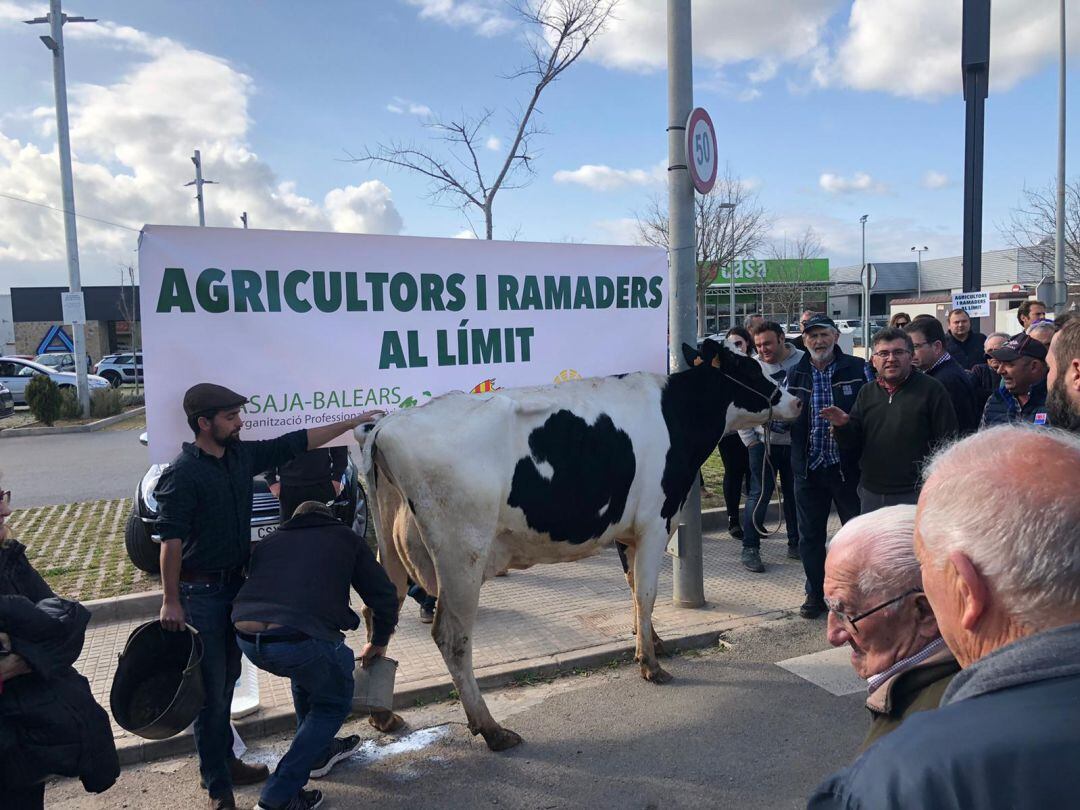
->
[78,523,834,760]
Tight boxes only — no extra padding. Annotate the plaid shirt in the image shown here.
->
[809,360,842,470]
[155,429,308,571]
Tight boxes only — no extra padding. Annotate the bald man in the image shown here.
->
[810,428,1080,810]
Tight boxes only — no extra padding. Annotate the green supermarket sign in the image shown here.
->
[710,258,829,285]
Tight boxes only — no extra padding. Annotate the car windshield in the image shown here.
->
[36,355,63,366]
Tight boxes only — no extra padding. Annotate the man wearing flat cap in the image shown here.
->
[153,382,381,810]
[980,335,1049,428]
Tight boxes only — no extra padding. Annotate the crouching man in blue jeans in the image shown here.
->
[232,501,399,810]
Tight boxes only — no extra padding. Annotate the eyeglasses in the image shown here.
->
[872,349,911,360]
[826,588,923,635]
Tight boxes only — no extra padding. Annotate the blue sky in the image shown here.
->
[0,0,1076,291]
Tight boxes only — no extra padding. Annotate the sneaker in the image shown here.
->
[799,596,827,619]
[309,735,361,778]
[419,604,435,624]
[787,544,801,560]
[740,548,765,573]
[727,518,744,540]
[255,788,324,810]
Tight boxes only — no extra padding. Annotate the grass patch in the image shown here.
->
[5,499,157,601]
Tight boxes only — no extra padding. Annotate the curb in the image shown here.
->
[85,504,781,624]
[115,608,792,766]
[0,406,145,438]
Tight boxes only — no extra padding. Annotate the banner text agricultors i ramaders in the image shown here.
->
[138,226,668,463]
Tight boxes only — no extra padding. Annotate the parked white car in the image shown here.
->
[834,320,859,334]
[0,356,110,406]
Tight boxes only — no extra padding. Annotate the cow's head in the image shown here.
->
[682,339,802,432]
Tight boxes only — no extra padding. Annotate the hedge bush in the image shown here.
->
[59,387,82,420]
[25,375,63,426]
[90,387,125,419]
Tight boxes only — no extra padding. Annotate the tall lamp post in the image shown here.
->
[911,245,928,298]
[1054,0,1067,314]
[860,214,870,351]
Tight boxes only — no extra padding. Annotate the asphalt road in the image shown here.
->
[47,617,867,809]
[1,426,149,507]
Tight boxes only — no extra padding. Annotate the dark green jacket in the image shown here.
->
[835,371,959,494]
[859,656,960,754]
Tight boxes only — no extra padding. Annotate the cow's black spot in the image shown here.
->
[613,373,629,380]
[507,410,635,544]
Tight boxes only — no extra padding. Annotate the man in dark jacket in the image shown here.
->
[154,383,382,809]
[0,488,119,809]
[822,328,958,512]
[266,447,349,520]
[942,308,985,370]
[232,501,399,810]
[823,504,958,755]
[906,318,979,435]
[980,335,1049,427]
[808,427,1080,810]
[786,315,866,619]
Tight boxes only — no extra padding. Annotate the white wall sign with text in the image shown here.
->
[138,226,668,463]
[61,292,86,325]
[951,291,991,318]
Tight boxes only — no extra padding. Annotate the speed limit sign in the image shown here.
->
[685,108,717,194]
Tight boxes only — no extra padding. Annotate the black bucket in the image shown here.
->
[110,620,205,740]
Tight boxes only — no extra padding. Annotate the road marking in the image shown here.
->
[775,646,865,696]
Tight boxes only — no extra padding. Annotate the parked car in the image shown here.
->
[94,352,144,387]
[0,382,14,419]
[34,351,92,373]
[0,356,111,406]
[125,433,369,573]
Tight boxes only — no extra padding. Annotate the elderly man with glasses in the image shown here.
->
[821,327,959,511]
[823,505,958,754]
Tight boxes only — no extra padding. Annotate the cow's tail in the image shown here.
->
[354,417,389,553]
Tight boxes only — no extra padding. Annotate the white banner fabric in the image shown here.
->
[138,225,668,463]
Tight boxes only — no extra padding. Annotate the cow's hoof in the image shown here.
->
[369,710,406,733]
[641,664,673,684]
[482,727,523,751]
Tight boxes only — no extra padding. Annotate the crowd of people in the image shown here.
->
[1,302,1078,809]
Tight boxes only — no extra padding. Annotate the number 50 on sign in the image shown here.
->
[686,108,718,195]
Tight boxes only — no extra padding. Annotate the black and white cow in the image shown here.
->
[355,338,801,751]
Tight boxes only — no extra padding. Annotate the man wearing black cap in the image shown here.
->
[980,335,1049,428]
[785,315,867,618]
[153,382,382,810]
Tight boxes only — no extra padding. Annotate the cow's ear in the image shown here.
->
[699,338,723,367]
[682,342,702,367]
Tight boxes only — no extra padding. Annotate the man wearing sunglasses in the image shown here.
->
[823,505,958,754]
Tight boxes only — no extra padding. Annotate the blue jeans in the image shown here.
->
[742,443,799,549]
[179,577,243,799]
[793,464,861,599]
[238,634,355,807]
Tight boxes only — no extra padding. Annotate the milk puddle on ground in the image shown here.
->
[245,725,452,773]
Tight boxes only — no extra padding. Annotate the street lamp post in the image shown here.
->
[25,0,95,417]
[1054,0,1067,314]
[860,214,870,351]
[911,246,928,298]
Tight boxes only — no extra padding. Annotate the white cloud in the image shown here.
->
[386,96,432,117]
[922,170,950,190]
[587,0,840,74]
[0,17,403,285]
[451,228,477,239]
[403,0,514,37]
[484,135,501,151]
[819,171,886,195]
[818,0,1080,100]
[591,218,641,246]
[552,162,665,192]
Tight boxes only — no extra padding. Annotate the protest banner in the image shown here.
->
[138,226,668,462]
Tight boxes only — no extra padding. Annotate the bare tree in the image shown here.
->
[347,1,616,240]
[116,264,140,395]
[636,165,771,335]
[759,227,827,325]
[1000,177,1079,283]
